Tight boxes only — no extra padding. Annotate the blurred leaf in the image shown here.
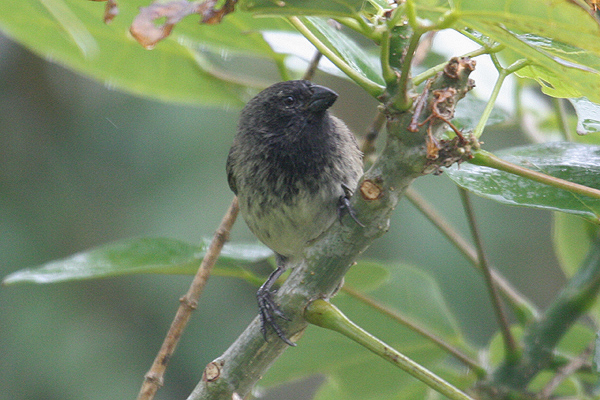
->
[553,213,597,278]
[453,95,510,130]
[446,142,600,222]
[569,97,600,135]
[553,213,600,325]
[452,0,600,102]
[240,0,365,17]
[261,263,471,399]
[2,237,272,285]
[0,1,292,105]
[344,260,390,292]
[299,16,385,86]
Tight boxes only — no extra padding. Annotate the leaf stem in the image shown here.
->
[459,188,519,363]
[380,27,398,87]
[470,150,600,201]
[288,16,385,98]
[342,285,486,376]
[405,188,539,323]
[305,299,477,400]
[552,97,573,141]
[473,59,527,138]
[394,30,422,110]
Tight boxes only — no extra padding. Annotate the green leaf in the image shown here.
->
[343,260,390,292]
[569,97,600,135]
[240,0,366,17]
[446,142,600,223]
[453,95,510,130]
[261,263,470,399]
[2,237,272,285]
[451,0,600,102]
[0,1,292,105]
[299,16,385,86]
[553,213,597,278]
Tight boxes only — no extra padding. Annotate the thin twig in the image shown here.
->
[458,188,519,362]
[552,97,573,141]
[342,285,486,376]
[538,342,595,399]
[405,187,539,322]
[303,51,322,81]
[137,197,239,400]
[360,110,387,164]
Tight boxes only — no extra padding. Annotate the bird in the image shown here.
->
[226,80,363,345]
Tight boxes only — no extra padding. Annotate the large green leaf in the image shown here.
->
[260,263,471,399]
[2,237,272,285]
[448,0,600,102]
[0,0,293,105]
[446,142,600,223]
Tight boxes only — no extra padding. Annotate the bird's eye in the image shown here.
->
[282,96,296,107]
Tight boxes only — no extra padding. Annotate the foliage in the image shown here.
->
[1,0,600,399]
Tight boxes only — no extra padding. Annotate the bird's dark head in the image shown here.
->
[239,80,338,137]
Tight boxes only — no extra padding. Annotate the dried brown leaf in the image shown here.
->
[89,0,119,24]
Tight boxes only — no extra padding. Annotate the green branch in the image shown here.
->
[305,299,477,400]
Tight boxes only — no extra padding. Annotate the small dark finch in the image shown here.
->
[226,80,363,345]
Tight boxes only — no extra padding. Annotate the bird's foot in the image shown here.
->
[339,183,365,227]
[257,287,296,346]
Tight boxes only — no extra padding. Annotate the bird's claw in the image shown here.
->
[339,183,365,227]
[257,287,296,347]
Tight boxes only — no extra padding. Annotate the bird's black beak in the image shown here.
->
[306,85,338,112]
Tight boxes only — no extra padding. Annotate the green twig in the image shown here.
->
[380,28,398,87]
[394,30,422,110]
[552,97,573,141]
[471,150,600,201]
[459,188,519,363]
[473,58,528,138]
[342,285,486,376]
[305,299,477,400]
[413,44,503,86]
[288,16,385,98]
[405,187,539,323]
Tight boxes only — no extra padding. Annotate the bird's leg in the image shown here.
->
[256,255,296,346]
[339,183,365,227]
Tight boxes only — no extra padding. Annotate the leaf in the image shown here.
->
[450,0,600,102]
[446,142,600,223]
[0,1,291,105]
[343,260,390,292]
[569,97,600,135]
[553,213,597,278]
[453,95,510,130]
[2,237,272,285]
[260,263,470,399]
[299,16,385,86]
[240,0,366,17]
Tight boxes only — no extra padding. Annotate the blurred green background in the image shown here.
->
[0,30,565,399]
